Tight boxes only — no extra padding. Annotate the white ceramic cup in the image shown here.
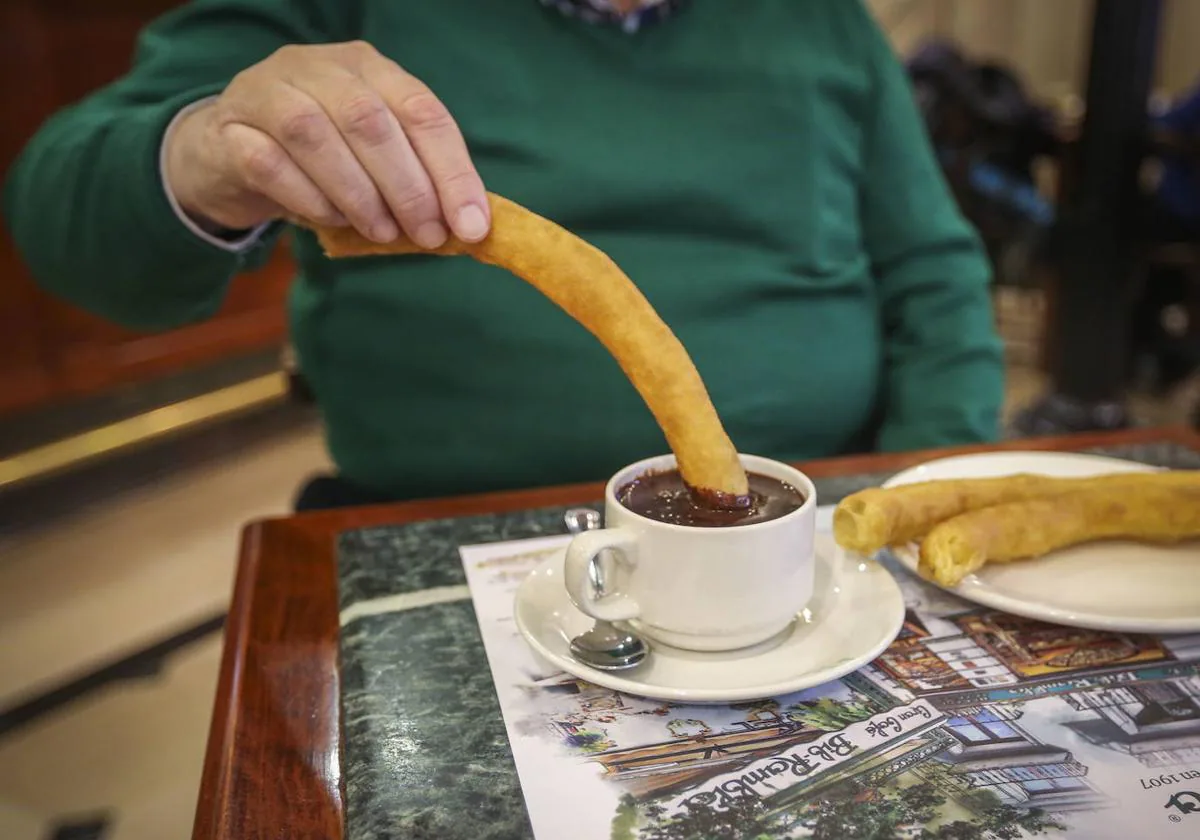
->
[563,453,817,652]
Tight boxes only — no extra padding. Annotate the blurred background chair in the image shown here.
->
[897,2,1199,434]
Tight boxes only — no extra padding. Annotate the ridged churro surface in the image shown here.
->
[833,470,1200,555]
[307,193,749,500]
[918,481,1200,587]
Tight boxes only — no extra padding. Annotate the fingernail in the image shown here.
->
[371,219,399,243]
[414,221,448,249]
[455,204,489,241]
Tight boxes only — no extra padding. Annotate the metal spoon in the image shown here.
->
[563,508,649,671]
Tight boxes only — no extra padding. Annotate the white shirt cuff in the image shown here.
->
[160,96,271,253]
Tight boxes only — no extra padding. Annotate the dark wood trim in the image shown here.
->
[192,425,1200,840]
[192,525,260,840]
[193,521,346,840]
[0,1,296,418]
[273,425,1200,537]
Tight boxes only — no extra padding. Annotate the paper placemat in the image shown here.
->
[460,507,1200,840]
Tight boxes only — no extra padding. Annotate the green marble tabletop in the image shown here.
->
[335,440,1200,839]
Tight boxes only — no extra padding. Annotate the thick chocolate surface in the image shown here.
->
[616,468,805,527]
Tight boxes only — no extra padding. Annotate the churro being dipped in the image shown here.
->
[305,192,750,505]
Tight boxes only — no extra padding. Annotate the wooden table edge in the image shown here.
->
[264,424,1200,536]
[191,424,1200,839]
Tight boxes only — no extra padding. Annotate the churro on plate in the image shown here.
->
[833,470,1200,555]
[917,480,1200,587]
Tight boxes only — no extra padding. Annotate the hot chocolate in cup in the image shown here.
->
[563,454,818,653]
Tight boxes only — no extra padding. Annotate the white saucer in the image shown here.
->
[512,533,904,704]
[881,451,1200,634]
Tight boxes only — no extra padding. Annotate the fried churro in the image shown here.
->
[304,192,750,504]
[918,481,1200,587]
[833,470,1200,555]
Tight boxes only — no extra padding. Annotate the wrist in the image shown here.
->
[161,98,273,251]
[164,103,221,227]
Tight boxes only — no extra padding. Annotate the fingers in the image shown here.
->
[231,75,399,243]
[220,42,489,246]
[300,71,450,248]
[219,123,347,228]
[361,53,490,242]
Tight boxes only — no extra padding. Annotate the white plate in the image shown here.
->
[881,451,1200,634]
[513,533,904,704]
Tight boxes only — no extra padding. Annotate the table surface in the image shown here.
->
[190,426,1200,840]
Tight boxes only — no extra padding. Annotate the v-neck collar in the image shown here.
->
[538,0,689,33]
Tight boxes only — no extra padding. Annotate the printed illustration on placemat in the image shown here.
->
[460,531,1200,840]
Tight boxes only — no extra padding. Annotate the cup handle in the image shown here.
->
[564,529,640,623]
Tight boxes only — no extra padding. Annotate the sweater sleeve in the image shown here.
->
[855,7,1006,451]
[2,0,359,331]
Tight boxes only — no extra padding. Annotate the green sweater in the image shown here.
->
[4,0,1004,500]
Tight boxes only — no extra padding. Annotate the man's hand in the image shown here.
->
[164,41,488,247]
